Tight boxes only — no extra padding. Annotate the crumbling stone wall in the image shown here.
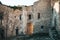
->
[0,0,60,37]
[51,0,60,34]
[33,0,52,33]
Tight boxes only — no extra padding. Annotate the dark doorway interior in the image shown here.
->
[0,28,5,40]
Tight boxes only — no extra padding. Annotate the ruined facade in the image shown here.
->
[51,0,60,35]
[0,0,60,37]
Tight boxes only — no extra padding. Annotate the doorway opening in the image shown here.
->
[26,22,33,35]
[0,28,5,39]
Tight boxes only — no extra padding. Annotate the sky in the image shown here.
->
[0,0,38,6]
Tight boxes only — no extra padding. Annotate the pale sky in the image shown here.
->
[0,0,38,6]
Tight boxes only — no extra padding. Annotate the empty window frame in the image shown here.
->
[20,14,22,20]
[38,13,40,19]
[0,12,3,20]
[41,26,44,29]
[28,14,31,20]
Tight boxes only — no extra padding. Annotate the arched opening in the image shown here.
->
[25,22,33,35]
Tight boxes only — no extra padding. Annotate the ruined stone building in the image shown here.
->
[0,0,60,37]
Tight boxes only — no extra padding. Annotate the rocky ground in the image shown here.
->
[0,33,60,40]
[7,33,53,40]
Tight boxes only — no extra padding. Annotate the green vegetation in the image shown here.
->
[9,6,22,10]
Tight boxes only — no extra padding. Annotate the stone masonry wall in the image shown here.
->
[33,0,52,33]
